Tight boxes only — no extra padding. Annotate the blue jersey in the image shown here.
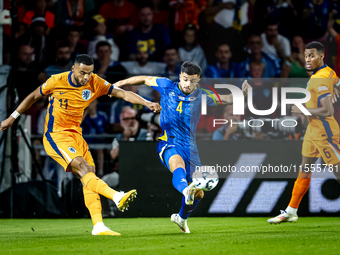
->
[150,77,215,147]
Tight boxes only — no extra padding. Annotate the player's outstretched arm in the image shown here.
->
[110,87,161,113]
[0,86,44,132]
[113,76,156,88]
[292,96,334,117]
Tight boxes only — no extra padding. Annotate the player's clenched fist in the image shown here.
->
[0,117,15,132]
[147,102,162,113]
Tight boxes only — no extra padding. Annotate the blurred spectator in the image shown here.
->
[99,0,138,36]
[121,49,166,100]
[162,45,181,81]
[127,5,171,61]
[288,36,309,79]
[328,11,340,76]
[178,23,207,72]
[43,41,73,79]
[204,43,238,78]
[16,16,51,69]
[261,19,291,63]
[94,41,116,78]
[267,0,299,38]
[3,0,27,36]
[109,86,145,128]
[88,15,120,64]
[55,0,95,32]
[118,106,148,141]
[110,106,148,160]
[82,99,109,177]
[169,0,206,31]
[23,0,55,35]
[152,0,170,27]
[66,26,87,62]
[205,0,249,62]
[302,0,330,39]
[239,34,281,78]
[206,0,248,29]
[248,62,275,117]
[212,105,243,140]
[14,45,41,102]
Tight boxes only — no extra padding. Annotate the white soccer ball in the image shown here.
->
[192,167,219,191]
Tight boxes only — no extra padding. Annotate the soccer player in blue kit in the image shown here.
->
[113,61,250,233]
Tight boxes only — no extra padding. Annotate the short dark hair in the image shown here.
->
[181,61,202,77]
[67,25,82,34]
[56,41,70,50]
[75,54,94,66]
[305,41,324,54]
[163,45,178,55]
[265,18,279,28]
[96,41,111,52]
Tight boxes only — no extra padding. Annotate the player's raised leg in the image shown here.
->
[268,156,316,224]
[71,156,136,235]
[168,154,197,205]
[72,156,137,212]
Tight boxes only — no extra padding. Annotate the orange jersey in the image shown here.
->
[40,71,114,135]
[304,65,339,141]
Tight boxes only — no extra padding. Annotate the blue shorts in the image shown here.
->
[157,140,201,182]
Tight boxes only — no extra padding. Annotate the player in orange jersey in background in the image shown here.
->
[0,54,161,235]
[268,42,340,224]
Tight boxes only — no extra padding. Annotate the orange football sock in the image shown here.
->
[288,177,311,209]
[83,186,102,225]
[82,172,117,200]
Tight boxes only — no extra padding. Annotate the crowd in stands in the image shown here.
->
[4,0,340,177]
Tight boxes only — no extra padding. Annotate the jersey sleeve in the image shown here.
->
[40,77,55,96]
[200,88,216,106]
[149,77,173,93]
[94,75,115,97]
[310,77,333,104]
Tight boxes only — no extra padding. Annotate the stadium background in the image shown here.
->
[0,0,340,218]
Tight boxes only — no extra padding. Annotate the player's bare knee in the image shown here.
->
[194,189,204,200]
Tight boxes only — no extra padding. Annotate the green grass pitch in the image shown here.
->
[0,217,339,255]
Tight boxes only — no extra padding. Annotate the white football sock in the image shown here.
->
[286,206,298,215]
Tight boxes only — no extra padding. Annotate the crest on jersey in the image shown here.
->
[68,147,76,153]
[189,97,196,101]
[169,92,175,97]
[82,89,91,101]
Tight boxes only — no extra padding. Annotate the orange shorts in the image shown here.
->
[43,131,95,171]
[302,137,340,165]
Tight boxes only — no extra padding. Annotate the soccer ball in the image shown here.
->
[192,167,219,191]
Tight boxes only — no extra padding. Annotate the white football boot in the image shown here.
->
[183,183,197,205]
[267,210,298,224]
[171,214,190,233]
[92,222,121,236]
[113,189,137,212]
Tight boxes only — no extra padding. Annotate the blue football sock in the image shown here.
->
[172,167,188,194]
[179,196,200,219]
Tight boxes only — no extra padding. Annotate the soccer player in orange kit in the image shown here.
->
[0,54,161,235]
[268,42,340,224]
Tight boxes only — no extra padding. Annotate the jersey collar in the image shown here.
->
[312,64,327,75]
[68,71,82,87]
